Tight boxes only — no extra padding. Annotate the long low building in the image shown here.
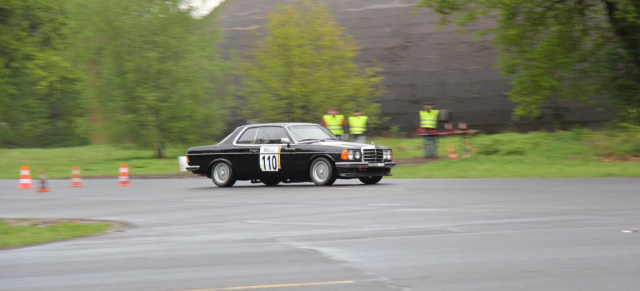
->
[217,0,611,134]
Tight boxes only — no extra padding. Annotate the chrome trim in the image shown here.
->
[232,125,294,147]
[335,162,396,168]
[362,148,384,162]
[186,165,200,171]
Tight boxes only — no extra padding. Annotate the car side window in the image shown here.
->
[237,128,258,144]
[255,127,288,144]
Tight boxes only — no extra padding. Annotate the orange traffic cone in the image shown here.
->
[37,170,51,193]
[447,145,459,161]
[71,167,83,187]
[17,166,35,189]
[117,164,131,186]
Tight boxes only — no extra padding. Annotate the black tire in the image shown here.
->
[211,162,236,187]
[262,179,280,186]
[359,176,383,185]
[310,157,336,186]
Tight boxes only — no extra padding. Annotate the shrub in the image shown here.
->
[588,123,640,159]
[475,133,541,156]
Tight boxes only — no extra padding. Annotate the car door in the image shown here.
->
[233,126,295,179]
[253,126,296,179]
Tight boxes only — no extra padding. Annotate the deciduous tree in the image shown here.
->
[418,0,640,123]
[0,0,85,147]
[67,0,227,158]
[235,0,385,124]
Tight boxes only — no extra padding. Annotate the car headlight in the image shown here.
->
[342,149,362,161]
[384,150,392,161]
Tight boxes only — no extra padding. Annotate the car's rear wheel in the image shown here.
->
[261,179,280,186]
[359,176,383,185]
[310,157,336,186]
[211,162,236,187]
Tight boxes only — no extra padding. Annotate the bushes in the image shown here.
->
[587,124,640,159]
[472,125,639,160]
[474,132,543,156]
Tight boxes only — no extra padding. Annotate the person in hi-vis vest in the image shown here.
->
[321,107,347,141]
[348,108,368,143]
[419,101,439,158]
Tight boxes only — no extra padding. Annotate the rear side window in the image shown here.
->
[255,127,289,144]
[237,128,258,144]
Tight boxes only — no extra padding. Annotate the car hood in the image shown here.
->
[309,140,389,149]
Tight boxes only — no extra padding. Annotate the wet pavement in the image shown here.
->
[1,178,639,290]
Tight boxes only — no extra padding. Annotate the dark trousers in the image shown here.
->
[423,135,437,157]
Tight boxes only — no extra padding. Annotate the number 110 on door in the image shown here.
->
[260,154,279,171]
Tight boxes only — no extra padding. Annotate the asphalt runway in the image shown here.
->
[1,178,639,291]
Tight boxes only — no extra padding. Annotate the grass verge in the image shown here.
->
[0,145,188,179]
[391,156,640,178]
[0,219,115,249]
[0,129,638,179]
[372,129,640,178]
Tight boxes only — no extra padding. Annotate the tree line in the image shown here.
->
[0,0,383,157]
[418,0,640,123]
[1,0,638,157]
[1,0,234,157]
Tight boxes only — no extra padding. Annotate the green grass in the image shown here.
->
[0,145,190,179]
[371,130,640,178]
[391,156,640,178]
[0,220,113,249]
[0,130,638,179]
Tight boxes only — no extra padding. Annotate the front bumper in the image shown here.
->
[335,161,396,178]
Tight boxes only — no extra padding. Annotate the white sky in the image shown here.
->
[183,0,226,18]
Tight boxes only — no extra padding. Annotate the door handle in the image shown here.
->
[250,149,260,153]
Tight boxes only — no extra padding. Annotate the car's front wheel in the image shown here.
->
[359,176,383,185]
[211,162,236,187]
[310,157,336,186]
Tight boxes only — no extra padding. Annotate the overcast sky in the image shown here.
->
[184,0,226,18]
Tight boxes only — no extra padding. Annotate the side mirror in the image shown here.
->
[280,137,291,145]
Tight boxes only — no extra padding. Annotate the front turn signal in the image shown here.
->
[341,149,349,160]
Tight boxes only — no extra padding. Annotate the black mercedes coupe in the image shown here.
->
[185,123,396,187]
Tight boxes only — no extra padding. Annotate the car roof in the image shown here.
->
[241,122,319,128]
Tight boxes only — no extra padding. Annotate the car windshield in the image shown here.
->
[288,125,338,142]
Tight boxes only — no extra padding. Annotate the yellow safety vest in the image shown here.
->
[420,110,439,129]
[323,114,345,135]
[348,116,368,135]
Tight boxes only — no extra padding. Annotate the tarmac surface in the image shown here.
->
[1,178,639,291]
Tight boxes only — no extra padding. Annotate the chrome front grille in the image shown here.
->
[362,148,383,162]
